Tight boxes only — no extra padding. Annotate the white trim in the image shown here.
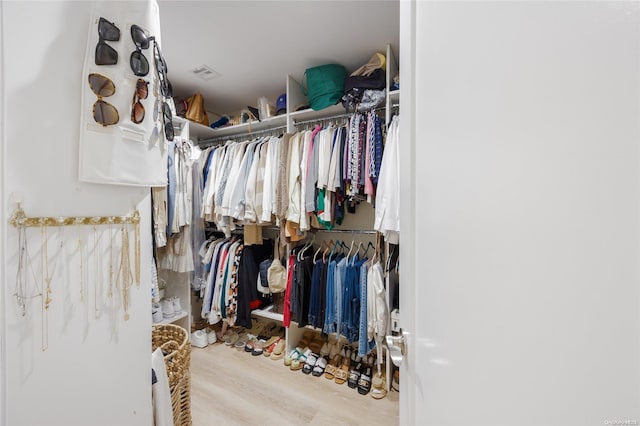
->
[0,0,7,424]
[399,0,416,425]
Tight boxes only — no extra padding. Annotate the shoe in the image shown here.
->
[370,372,387,399]
[358,366,373,395]
[152,303,163,323]
[171,296,183,314]
[312,356,328,377]
[204,327,217,344]
[348,362,363,389]
[190,330,208,348]
[161,299,174,318]
[302,352,319,375]
[270,339,286,360]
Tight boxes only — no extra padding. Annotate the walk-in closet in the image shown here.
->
[4,1,640,426]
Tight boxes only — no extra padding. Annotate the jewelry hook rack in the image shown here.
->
[9,207,140,228]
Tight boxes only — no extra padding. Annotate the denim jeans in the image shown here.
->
[322,260,337,334]
[308,259,323,327]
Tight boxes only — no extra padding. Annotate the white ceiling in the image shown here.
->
[158,0,399,118]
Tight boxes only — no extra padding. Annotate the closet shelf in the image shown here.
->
[207,114,288,138]
[173,116,217,140]
[289,104,345,123]
[158,310,188,325]
[389,89,400,104]
[251,305,284,322]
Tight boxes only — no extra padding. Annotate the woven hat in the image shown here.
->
[350,52,386,77]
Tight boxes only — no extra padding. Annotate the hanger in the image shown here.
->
[322,239,333,263]
[363,241,375,257]
[313,240,326,263]
[346,240,355,263]
[298,233,315,261]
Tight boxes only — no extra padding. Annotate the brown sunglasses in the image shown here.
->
[88,73,119,126]
[131,79,148,124]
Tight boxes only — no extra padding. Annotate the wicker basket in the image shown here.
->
[152,323,191,426]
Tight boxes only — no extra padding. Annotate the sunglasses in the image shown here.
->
[152,39,173,98]
[131,79,148,124]
[161,101,174,141]
[88,73,119,126]
[130,24,150,76]
[95,17,120,66]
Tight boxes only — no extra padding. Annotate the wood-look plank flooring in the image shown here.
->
[190,341,399,425]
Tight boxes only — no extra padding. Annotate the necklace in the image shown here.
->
[108,224,114,298]
[134,219,140,288]
[14,225,42,316]
[77,225,85,303]
[117,227,133,321]
[93,226,101,319]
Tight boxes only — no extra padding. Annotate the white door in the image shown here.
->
[399,2,640,425]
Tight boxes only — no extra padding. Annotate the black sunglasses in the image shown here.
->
[152,39,172,98]
[88,73,119,126]
[161,101,174,141]
[95,17,120,66]
[130,24,150,76]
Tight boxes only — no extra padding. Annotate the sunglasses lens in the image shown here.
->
[162,102,172,119]
[132,101,145,124]
[95,41,118,66]
[98,17,120,41]
[136,79,148,99]
[93,100,119,126]
[88,73,116,97]
[164,121,174,141]
[131,25,149,49]
[130,50,149,76]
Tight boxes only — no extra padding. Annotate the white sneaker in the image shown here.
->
[204,327,217,344]
[190,330,208,348]
[161,299,175,318]
[171,296,183,314]
[152,303,163,323]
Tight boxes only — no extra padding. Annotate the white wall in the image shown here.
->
[405,1,640,425]
[2,2,152,425]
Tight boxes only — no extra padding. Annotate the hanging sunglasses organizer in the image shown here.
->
[79,7,171,186]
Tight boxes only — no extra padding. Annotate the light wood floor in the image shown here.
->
[190,341,399,426]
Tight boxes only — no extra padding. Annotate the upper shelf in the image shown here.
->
[206,114,288,139]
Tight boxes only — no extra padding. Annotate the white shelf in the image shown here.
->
[389,89,400,104]
[173,116,217,141]
[289,104,346,123]
[251,305,284,322]
[158,310,188,325]
[207,114,288,139]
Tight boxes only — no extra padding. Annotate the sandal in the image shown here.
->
[263,337,281,357]
[324,353,341,380]
[284,347,303,366]
[223,332,239,346]
[358,366,372,395]
[334,349,351,385]
[302,352,319,375]
[251,339,266,356]
[370,371,387,399]
[234,334,249,350]
[291,348,311,371]
[312,357,328,377]
[270,339,287,360]
[348,362,363,389]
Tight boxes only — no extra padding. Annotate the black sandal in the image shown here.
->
[347,362,363,389]
[358,366,372,395]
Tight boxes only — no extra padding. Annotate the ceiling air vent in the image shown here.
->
[191,65,221,80]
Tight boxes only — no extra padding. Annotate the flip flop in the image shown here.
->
[312,357,328,377]
[262,337,281,357]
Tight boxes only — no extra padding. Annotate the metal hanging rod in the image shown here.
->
[9,207,140,228]
[198,124,288,147]
[293,105,390,128]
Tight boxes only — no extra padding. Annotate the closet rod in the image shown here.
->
[198,124,288,147]
[205,225,376,235]
[293,105,388,128]
[9,207,140,228]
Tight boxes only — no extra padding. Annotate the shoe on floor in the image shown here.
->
[190,330,208,348]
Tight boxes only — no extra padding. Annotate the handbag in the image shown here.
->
[185,92,209,126]
[305,63,347,111]
[267,236,287,293]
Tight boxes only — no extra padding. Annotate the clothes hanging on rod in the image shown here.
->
[199,111,386,242]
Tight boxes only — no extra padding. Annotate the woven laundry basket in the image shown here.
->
[152,323,191,426]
